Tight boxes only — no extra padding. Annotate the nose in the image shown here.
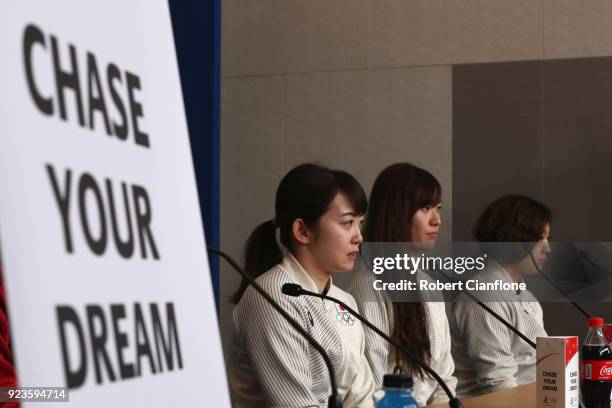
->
[541,239,551,255]
[430,208,441,227]
[353,223,363,244]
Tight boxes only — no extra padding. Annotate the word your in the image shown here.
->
[47,165,160,259]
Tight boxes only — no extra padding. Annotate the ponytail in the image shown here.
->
[231,220,283,304]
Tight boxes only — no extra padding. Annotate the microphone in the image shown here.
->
[282,283,464,408]
[528,251,591,319]
[207,247,342,408]
[438,271,536,349]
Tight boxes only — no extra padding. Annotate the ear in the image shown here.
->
[292,218,311,245]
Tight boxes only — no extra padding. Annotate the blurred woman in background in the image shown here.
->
[450,194,551,397]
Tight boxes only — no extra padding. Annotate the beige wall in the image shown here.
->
[220,0,612,349]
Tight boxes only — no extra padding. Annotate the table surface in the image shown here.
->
[425,383,536,408]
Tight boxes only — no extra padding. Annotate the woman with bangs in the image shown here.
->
[450,195,551,398]
[228,163,376,408]
[349,162,457,406]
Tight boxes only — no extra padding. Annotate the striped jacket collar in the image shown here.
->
[281,252,333,295]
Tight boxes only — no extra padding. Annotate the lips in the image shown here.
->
[347,251,358,261]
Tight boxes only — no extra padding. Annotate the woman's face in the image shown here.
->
[308,193,364,273]
[516,223,551,274]
[410,203,442,244]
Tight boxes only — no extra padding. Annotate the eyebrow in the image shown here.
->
[339,211,359,217]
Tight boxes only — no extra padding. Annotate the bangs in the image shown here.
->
[414,171,442,208]
[364,162,443,243]
[474,194,552,243]
[524,203,552,240]
[332,170,368,215]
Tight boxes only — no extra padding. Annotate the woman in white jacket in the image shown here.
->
[229,163,376,408]
[349,163,457,406]
[450,194,550,398]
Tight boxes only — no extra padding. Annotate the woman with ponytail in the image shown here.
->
[349,162,457,406]
[228,163,375,407]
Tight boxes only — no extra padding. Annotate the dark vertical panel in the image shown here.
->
[453,57,612,337]
[452,61,542,241]
[540,57,612,336]
[542,57,612,242]
[168,0,221,310]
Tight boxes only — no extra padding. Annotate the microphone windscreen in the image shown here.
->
[282,283,302,297]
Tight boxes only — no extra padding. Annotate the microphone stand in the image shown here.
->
[207,247,342,408]
[282,283,463,408]
[438,271,536,349]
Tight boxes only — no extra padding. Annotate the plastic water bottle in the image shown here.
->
[376,374,419,408]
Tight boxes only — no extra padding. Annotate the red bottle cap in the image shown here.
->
[588,317,604,328]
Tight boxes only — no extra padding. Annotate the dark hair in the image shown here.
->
[364,163,441,242]
[364,162,441,379]
[474,194,551,264]
[232,163,367,304]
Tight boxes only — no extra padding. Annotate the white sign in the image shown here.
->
[0,1,230,406]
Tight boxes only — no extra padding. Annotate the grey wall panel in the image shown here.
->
[367,0,543,68]
[220,76,286,349]
[544,0,612,59]
[222,0,367,78]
